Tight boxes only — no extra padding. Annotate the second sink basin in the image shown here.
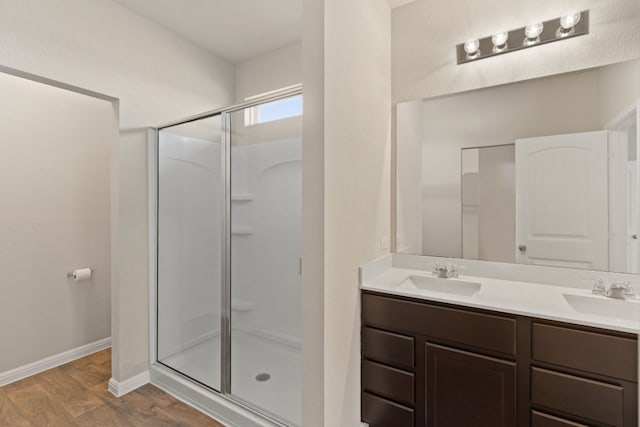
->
[399,275,481,296]
[563,294,640,322]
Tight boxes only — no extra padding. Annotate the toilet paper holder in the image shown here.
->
[66,268,93,280]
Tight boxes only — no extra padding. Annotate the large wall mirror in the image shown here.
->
[396,58,640,274]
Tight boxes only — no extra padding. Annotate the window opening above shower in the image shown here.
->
[244,92,302,126]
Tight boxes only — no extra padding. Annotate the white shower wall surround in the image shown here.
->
[158,132,302,354]
[231,137,302,345]
[158,133,223,365]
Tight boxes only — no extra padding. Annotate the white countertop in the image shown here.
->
[361,267,640,334]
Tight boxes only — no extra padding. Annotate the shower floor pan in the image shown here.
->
[162,330,301,426]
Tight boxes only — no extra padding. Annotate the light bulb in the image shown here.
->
[491,32,509,53]
[525,22,543,39]
[524,22,543,46]
[557,11,581,37]
[463,38,480,59]
[560,11,581,29]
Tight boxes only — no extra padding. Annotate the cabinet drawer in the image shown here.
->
[531,367,624,426]
[363,360,414,406]
[362,293,516,355]
[532,323,637,382]
[362,392,414,427]
[363,327,414,370]
[531,411,588,427]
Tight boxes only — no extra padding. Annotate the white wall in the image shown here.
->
[392,0,640,103]
[478,145,516,262]
[323,1,392,426]
[0,0,235,383]
[597,59,640,127]
[301,0,326,424]
[0,72,116,373]
[234,43,302,102]
[0,0,234,128]
[113,129,150,381]
[396,100,423,254]
[461,149,479,260]
[599,59,640,273]
[301,1,392,426]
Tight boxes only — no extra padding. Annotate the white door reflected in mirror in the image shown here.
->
[515,131,609,270]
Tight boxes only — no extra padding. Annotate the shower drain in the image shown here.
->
[255,373,271,382]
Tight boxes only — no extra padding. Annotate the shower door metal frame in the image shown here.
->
[150,84,302,427]
[220,109,232,394]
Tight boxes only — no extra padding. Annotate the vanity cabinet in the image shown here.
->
[425,343,516,426]
[361,291,638,427]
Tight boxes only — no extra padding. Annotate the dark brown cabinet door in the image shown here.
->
[426,343,516,427]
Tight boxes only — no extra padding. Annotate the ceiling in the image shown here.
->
[113,0,302,64]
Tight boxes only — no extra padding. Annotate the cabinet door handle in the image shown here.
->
[518,244,527,252]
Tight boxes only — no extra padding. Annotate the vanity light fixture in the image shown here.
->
[456,10,589,64]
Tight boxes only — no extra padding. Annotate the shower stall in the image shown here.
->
[150,87,302,426]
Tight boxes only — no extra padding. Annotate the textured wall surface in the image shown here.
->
[234,43,302,103]
[0,0,235,384]
[0,0,234,128]
[0,72,116,373]
[323,0,392,426]
[392,0,640,103]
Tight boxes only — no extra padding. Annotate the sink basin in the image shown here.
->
[563,294,640,322]
[399,275,481,296]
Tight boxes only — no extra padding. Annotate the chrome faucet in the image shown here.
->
[432,262,461,278]
[606,282,636,300]
[591,279,636,300]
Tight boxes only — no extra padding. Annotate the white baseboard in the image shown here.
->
[108,370,150,397]
[0,337,111,387]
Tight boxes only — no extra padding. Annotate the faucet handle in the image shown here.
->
[622,281,636,299]
[589,278,606,296]
[448,264,465,277]
[429,262,443,273]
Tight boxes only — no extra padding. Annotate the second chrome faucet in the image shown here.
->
[591,279,636,300]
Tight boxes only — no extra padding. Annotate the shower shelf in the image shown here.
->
[231,226,255,235]
[231,194,254,201]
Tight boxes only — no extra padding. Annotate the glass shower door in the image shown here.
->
[157,115,224,391]
[228,95,303,425]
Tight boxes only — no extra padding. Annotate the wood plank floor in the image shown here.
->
[0,349,226,426]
